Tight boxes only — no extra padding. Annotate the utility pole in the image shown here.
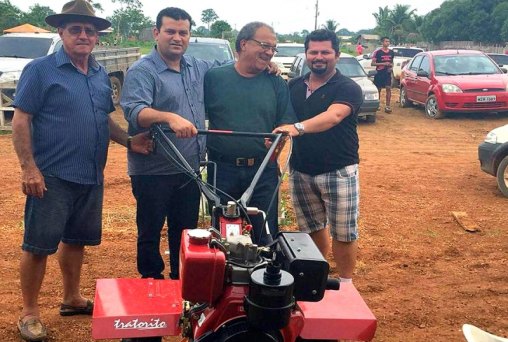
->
[314,0,319,30]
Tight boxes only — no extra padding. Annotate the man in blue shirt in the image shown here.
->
[11,1,151,341]
[121,7,216,281]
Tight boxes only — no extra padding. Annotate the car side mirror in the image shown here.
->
[416,70,429,78]
[367,70,377,77]
[501,67,507,74]
[363,54,370,59]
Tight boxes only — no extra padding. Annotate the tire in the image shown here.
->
[400,86,411,108]
[110,75,122,106]
[365,114,376,123]
[425,94,445,119]
[496,155,508,197]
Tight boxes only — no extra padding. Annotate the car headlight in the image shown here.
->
[442,83,462,93]
[364,92,379,101]
[484,131,498,144]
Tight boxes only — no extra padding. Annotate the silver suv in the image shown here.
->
[185,37,235,61]
[288,53,380,123]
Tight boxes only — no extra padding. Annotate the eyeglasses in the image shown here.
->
[250,39,278,53]
[67,26,98,37]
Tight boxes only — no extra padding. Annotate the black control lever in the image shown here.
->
[326,278,340,291]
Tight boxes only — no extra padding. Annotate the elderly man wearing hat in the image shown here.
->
[11,0,151,340]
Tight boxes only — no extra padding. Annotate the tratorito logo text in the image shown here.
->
[114,318,167,330]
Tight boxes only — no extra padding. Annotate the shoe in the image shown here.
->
[17,315,47,341]
[59,299,93,316]
[385,106,392,113]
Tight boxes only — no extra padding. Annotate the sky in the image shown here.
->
[15,0,446,34]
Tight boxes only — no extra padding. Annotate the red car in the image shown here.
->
[400,49,508,119]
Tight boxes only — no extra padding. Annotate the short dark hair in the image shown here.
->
[380,36,390,42]
[235,21,274,53]
[156,7,192,31]
[304,29,339,54]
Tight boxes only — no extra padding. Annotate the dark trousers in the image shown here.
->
[207,161,279,245]
[131,174,200,279]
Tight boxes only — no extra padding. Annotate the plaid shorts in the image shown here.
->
[289,164,359,242]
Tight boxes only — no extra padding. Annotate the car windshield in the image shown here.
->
[488,54,508,66]
[303,57,367,77]
[276,46,305,57]
[434,55,501,75]
[392,48,422,58]
[185,42,233,61]
[0,36,53,58]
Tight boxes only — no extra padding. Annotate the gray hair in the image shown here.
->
[235,21,274,53]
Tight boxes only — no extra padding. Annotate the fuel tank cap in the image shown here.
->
[188,229,212,245]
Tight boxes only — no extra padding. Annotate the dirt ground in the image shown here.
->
[0,89,507,341]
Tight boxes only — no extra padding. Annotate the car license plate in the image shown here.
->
[476,95,496,102]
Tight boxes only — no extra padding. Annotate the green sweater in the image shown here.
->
[204,63,295,158]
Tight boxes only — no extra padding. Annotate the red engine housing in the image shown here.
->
[180,230,226,304]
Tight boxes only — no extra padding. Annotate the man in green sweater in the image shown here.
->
[204,22,295,245]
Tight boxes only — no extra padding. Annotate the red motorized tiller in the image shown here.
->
[92,125,377,341]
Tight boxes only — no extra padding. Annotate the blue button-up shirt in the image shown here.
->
[13,48,115,185]
[121,48,219,175]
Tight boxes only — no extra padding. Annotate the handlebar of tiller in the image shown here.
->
[150,123,285,209]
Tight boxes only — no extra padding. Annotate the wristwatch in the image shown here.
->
[294,122,305,136]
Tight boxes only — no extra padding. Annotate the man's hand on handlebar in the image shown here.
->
[273,124,299,137]
[167,114,198,138]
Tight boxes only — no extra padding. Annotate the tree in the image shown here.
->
[0,0,23,32]
[322,19,339,32]
[201,8,218,31]
[193,26,209,37]
[108,0,152,40]
[372,6,391,37]
[300,29,310,38]
[210,20,232,39]
[420,0,504,43]
[388,4,417,44]
[89,0,104,13]
[20,4,55,30]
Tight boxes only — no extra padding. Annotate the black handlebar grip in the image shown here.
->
[326,278,340,291]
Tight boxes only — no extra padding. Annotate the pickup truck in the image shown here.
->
[0,32,140,130]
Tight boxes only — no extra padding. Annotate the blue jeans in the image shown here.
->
[207,161,279,245]
[131,174,200,279]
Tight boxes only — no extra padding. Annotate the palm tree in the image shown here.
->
[322,19,339,32]
[389,4,417,44]
[373,6,391,37]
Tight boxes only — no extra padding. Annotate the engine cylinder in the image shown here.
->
[244,263,295,330]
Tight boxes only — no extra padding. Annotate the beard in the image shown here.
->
[310,61,327,75]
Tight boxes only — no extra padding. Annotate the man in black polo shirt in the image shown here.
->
[205,22,295,245]
[276,29,363,283]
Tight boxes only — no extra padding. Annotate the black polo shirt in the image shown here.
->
[288,70,363,175]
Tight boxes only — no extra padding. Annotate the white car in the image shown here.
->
[356,46,424,85]
[272,43,305,80]
[487,53,508,70]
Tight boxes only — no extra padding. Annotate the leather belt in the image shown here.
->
[209,152,261,167]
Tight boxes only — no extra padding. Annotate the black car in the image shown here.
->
[478,124,508,197]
